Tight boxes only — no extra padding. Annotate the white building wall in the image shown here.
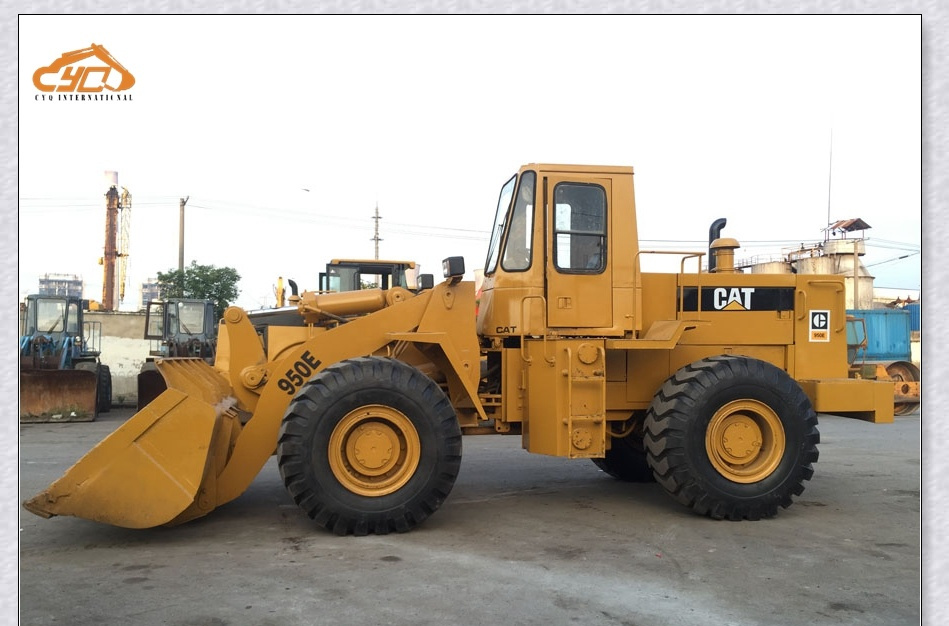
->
[84,311,150,407]
[100,335,151,405]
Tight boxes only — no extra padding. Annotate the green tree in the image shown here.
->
[156,261,241,319]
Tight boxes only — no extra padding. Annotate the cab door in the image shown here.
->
[545,176,613,329]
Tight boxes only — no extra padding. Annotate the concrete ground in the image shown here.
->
[18,408,920,626]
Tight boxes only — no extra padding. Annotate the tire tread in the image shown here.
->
[644,356,819,521]
[277,357,461,536]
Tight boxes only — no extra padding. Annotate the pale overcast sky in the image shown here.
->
[18,14,920,310]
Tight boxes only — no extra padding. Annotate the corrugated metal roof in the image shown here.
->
[826,218,872,232]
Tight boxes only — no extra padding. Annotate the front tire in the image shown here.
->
[644,356,819,520]
[75,362,110,414]
[277,357,462,535]
[97,364,112,413]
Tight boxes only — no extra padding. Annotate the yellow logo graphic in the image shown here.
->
[33,44,135,93]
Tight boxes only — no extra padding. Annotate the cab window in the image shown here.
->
[36,300,65,333]
[146,302,165,338]
[177,302,207,334]
[553,183,607,273]
[484,175,517,274]
[501,172,536,271]
[65,302,79,334]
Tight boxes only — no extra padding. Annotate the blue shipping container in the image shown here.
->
[905,303,921,332]
[846,309,912,362]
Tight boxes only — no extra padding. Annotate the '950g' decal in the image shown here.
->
[277,350,322,395]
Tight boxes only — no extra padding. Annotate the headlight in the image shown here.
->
[442,256,465,279]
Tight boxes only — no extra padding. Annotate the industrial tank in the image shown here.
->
[778,240,875,310]
[749,261,793,274]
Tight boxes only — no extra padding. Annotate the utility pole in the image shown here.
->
[179,196,189,290]
[371,203,382,260]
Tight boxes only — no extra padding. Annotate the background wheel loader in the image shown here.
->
[24,163,894,535]
[19,294,111,422]
[318,258,425,293]
[276,259,434,307]
[137,298,218,410]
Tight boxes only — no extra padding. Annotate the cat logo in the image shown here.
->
[713,287,755,311]
[679,286,794,312]
[809,310,830,342]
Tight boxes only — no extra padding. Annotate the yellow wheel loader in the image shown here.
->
[318,258,426,292]
[23,164,893,534]
[276,259,432,307]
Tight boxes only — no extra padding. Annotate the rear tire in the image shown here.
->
[644,356,819,520]
[277,357,462,535]
[593,434,655,482]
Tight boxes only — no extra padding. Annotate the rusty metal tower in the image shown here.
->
[101,172,132,310]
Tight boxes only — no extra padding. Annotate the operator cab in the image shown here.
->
[477,164,637,340]
[22,295,81,337]
[144,299,217,358]
[319,259,418,292]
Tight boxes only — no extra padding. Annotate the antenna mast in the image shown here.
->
[825,127,834,242]
[117,187,132,305]
[371,203,382,260]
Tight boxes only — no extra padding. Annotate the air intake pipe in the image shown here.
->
[708,218,727,272]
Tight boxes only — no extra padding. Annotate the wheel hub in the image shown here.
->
[706,400,785,483]
[348,423,398,476]
[718,417,764,464]
[328,405,421,497]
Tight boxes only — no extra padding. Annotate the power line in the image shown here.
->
[863,240,921,252]
[20,201,178,211]
[184,200,493,241]
[19,195,922,251]
[864,251,920,268]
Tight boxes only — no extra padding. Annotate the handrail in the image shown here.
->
[563,346,573,439]
[804,279,846,332]
[795,289,807,321]
[518,295,555,364]
[633,250,707,331]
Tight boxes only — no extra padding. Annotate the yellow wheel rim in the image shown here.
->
[705,400,785,483]
[886,363,920,415]
[328,405,421,497]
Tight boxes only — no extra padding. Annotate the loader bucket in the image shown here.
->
[20,369,97,422]
[23,359,239,529]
